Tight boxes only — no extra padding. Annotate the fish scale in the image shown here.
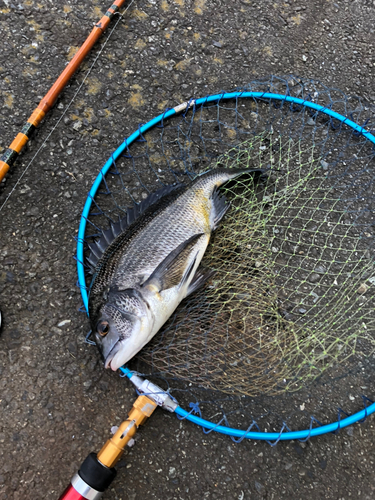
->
[114,182,229,288]
[88,184,186,323]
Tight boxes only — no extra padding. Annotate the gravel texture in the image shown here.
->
[0,0,375,499]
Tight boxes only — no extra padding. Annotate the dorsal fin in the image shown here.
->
[86,183,185,273]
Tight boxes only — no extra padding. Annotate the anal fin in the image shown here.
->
[186,268,216,297]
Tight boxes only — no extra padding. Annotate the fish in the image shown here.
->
[87,167,263,371]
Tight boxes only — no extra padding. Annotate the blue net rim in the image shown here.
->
[77,91,375,441]
[119,367,375,442]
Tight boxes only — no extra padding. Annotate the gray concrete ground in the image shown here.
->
[1,0,375,498]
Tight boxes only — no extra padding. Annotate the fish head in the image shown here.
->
[93,290,149,371]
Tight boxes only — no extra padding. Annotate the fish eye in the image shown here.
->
[97,321,110,337]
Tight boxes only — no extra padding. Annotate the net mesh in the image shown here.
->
[137,134,375,397]
[82,76,375,432]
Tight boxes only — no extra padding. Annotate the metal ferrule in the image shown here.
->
[129,373,179,412]
[172,99,196,114]
[71,473,103,500]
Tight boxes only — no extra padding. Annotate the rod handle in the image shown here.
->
[58,453,116,500]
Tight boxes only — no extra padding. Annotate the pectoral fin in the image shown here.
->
[143,233,204,292]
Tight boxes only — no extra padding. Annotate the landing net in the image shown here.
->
[77,76,375,440]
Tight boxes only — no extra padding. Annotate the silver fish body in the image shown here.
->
[87,167,262,371]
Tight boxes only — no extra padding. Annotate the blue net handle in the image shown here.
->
[77,92,375,440]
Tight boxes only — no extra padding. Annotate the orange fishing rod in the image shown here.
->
[0,0,128,183]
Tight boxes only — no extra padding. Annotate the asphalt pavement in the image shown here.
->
[0,0,375,498]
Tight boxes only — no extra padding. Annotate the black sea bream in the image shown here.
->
[87,168,262,371]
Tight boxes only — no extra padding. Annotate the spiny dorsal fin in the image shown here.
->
[86,183,185,273]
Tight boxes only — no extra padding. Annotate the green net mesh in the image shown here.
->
[138,134,375,397]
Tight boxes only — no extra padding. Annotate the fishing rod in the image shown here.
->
[3,2,179,499]
[0,0,128,184]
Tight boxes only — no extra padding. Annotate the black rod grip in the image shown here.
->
[79,452,117,492]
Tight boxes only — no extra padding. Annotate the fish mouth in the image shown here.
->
[104,338,141,371]
[104,342,122,371]
[104,357,116,371]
